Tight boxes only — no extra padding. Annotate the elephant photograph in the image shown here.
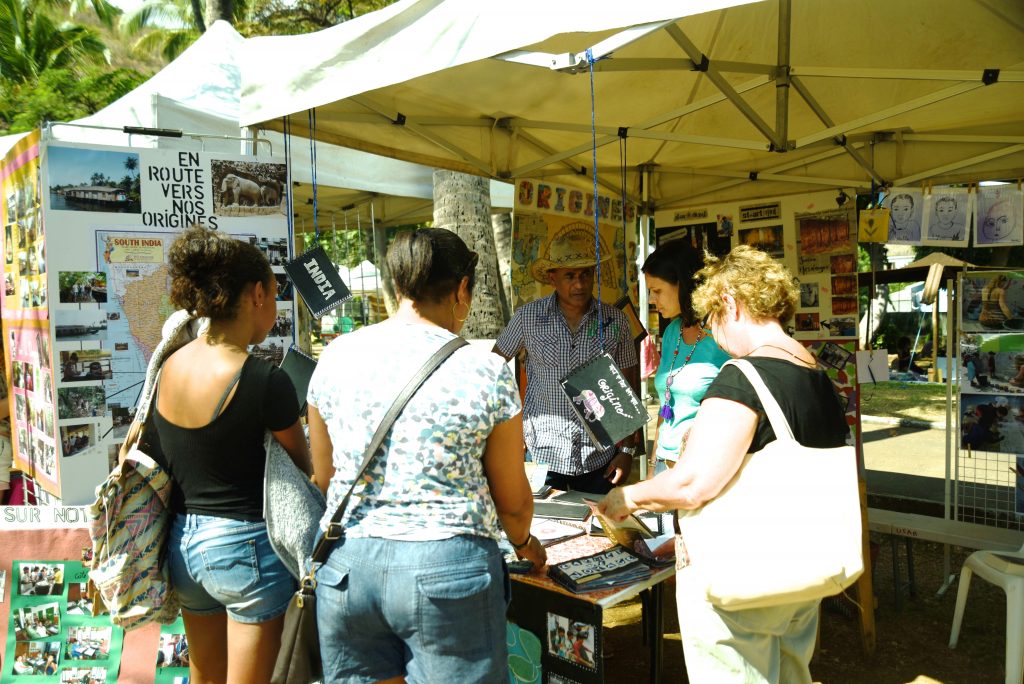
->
[211,160,287,217]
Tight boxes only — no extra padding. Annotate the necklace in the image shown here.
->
[659,326,703,421]
[749,343,815,365]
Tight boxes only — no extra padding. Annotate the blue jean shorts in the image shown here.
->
[167,514,295,624]
[316,534,509,683]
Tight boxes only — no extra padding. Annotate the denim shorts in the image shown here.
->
[316,535,509,683]
[167,514,295,624]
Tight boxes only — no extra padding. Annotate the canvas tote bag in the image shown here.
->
[677,359,863,611]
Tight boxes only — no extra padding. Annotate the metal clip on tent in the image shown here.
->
[44,121,273,155]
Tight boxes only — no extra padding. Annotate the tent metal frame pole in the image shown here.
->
[512,128,641,204]
[794,81,983,149]
[901,133,1024,144]
[663,25,784,150]
[655,145,856,206]
[507,118,769,151]
[894,144,1024,185]
[789,66,1024,82]
[775,0,792,148]
[638,164,652,480]
[789,76,886,184]
[508,76,770,178]
[351,95,494,176]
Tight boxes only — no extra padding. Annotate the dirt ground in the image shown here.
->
[601,540,1009,683]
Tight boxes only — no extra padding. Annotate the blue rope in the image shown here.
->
[586,48,603,349]
[282,116,294,240]
[308,109,320,239]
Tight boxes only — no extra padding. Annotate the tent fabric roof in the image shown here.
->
[240,0,1024,208]
[5,21,510,228]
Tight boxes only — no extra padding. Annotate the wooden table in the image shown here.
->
[508,532,676,684]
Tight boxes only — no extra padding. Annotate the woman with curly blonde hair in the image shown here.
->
[601,246,848,683]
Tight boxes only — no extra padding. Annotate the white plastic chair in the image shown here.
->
[949,541,1024,684]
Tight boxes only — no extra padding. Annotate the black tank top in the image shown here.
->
[145,355,300,521]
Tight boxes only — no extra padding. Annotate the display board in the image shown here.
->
[654,190,860,345]
[511,179,638,309]
[5,559,125,682]
[0,137,295,504]
[957,270,1024,524]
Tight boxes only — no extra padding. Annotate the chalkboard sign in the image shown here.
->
[279,346,317,415]
[559,352,646,450]
[283,244,352,318]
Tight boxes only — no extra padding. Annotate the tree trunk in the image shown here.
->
[372,223,398,316]
[204,0,232,27]
[491,212,512,323]
[432,170,506,339]
[191,0,207,32]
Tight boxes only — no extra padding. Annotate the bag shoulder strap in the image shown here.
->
[309,336,468,565]
[209,365,245,421]
[725,359,795,441]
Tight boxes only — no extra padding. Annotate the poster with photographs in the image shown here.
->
[882,187,924,244]
[546,613,597,671]
[974,185,1023,248]
[11,139,297,504]
[154,618,190,683]
[2,131,47,318]
[8,324,59,495]
[960,271,1024,334]
[922,186,973,247]
[4,560,124,683]
[804,340,859,445]
[655,221,731,259]
[795,210,857,340]
[511,178,638,308]
[961,394,1024,455]
[960,333,1024,394]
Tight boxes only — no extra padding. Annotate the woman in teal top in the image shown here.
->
[644,241,730,474]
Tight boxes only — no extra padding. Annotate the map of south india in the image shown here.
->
[121,264,175,362]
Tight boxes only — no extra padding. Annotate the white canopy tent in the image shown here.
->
[4,20,511,228]
[239,0,1024,209]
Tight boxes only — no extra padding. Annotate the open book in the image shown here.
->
[583,499,674,567]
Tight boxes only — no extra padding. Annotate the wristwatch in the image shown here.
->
[618,446,636,456]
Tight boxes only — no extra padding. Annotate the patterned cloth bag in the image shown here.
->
[88,447,180,629]
[86,310,202,629]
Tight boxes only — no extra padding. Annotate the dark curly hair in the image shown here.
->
[168,225,273,320]
[387,228,478,304]
[641,239,704,327]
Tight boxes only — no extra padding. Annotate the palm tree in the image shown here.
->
[0,0,109,85]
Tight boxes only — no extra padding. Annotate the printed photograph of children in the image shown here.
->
[17,563,65,596]
[547,613,596,670]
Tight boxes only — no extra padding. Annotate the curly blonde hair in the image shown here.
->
[692,245,799,324]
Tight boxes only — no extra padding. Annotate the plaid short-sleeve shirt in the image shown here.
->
[495,294,639,475]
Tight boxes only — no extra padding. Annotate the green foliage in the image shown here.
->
[240,0,393,36]
[0,0,109,84]
[0,65,148,134]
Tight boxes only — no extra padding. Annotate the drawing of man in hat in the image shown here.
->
[494,224,639,494]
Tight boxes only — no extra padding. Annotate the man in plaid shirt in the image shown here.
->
[494,227,639,494]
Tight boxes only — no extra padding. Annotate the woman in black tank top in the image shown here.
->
[151,226,310,683]
[601,246,848,684]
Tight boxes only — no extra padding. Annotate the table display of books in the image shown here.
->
[548,547,652,593]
